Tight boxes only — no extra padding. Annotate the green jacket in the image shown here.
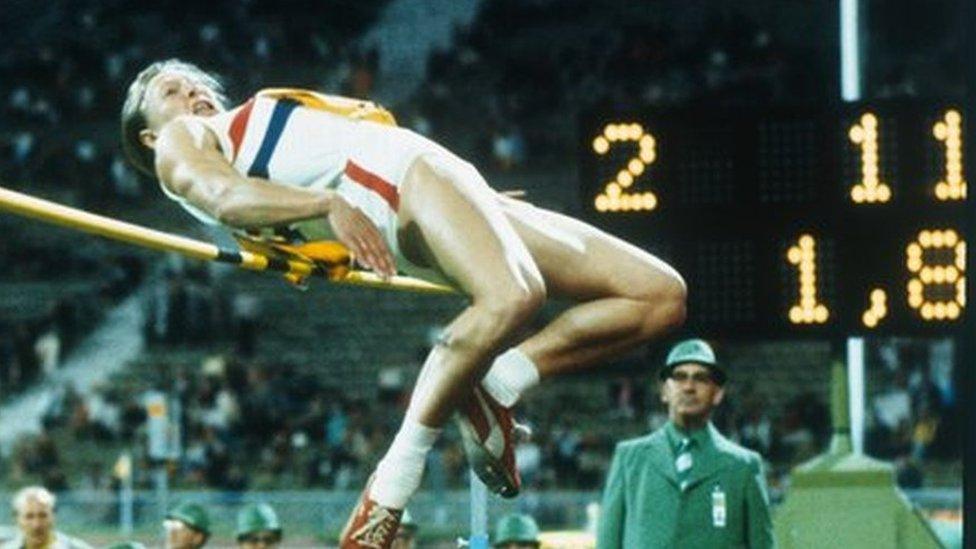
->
[597,422,775,549]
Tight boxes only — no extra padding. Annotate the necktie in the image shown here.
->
[675,437,694,492]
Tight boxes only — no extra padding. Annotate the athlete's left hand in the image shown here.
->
[327,193,396,278]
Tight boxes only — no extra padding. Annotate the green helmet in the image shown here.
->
[493,513,540,546]
[104,543,147,549]
[166,502,211,535]
[236,503,283,539]
[661,338,725,384]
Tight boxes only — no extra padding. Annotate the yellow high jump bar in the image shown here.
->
[0,186,456,295]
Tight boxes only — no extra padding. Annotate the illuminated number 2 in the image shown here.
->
[933,110,966,200]
[906,229,965,321]
[787,234,829,324]
[592,123,658,212]
[848,113,891,204]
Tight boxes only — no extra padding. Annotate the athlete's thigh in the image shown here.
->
[498,196,683,301]
[398,157,543,298]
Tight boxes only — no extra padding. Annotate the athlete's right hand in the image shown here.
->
[326,193,396,278]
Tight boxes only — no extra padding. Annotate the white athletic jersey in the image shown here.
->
[161,93,458,283]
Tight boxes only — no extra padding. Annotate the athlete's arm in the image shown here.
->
[153,116,395,276]
[154,116,332,227]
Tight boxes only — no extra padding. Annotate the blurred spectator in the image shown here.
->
[3,486,92,549]
[86,386,122,441]
[33,323,61,377]
[895,455,924,490]
[231,293,261,358]
[868,369,913,458]
[491,124,526,171]
[737,395,773,456]
[774,392,828,464]
[910,402,940,460]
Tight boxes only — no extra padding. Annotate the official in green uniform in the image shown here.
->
[492,513,540,548]
[597,339,775,549]
[164,502,210,549]
[235,503,282,549]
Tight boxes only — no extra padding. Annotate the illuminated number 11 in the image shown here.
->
[787,234,829,324]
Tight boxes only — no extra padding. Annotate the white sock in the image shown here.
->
[481,347,540,407]
[369,418,441,509]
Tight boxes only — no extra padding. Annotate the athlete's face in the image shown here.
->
[139,70,224,148]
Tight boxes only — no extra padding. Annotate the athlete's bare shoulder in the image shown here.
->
[154,115,233,197]
[157,115,222,155]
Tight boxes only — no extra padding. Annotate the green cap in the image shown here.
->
[166,502,211,535]
[104,543,147,549]
[661,338,725,384]
[236,503,283,539]
[493,513,540,546]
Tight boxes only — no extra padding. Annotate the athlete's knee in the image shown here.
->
[483,278,546,331]
[451,282,544,357]
[636,270,687,334]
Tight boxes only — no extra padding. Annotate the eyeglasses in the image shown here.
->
[668,371,715,384]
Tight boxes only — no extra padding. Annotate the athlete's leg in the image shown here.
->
[480,196,686,404]
[397,158,547,426]
[362,156,545,508]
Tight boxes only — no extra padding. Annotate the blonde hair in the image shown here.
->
[12,486,55,515]
[120,59,227,176]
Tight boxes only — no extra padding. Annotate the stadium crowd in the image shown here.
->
[4,339,958,497]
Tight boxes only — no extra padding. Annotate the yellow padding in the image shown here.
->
[257,88,397,126]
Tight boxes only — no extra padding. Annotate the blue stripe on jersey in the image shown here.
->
[247,99,300,178]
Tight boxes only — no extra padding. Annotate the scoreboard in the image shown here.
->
[579,102,967,337]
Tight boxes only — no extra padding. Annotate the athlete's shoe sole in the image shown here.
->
[455,386,522,498]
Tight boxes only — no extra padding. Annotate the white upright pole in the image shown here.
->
[847,337,866,454]
[469,472,489,549]
[841,0,866,456]
[840,0,862,101]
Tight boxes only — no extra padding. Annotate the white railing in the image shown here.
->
[0,487,959,540]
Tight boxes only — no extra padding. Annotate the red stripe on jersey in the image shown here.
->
[344,160,400,211]
[228,98,256,161]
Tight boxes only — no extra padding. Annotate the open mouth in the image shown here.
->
[192,99,215,115]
